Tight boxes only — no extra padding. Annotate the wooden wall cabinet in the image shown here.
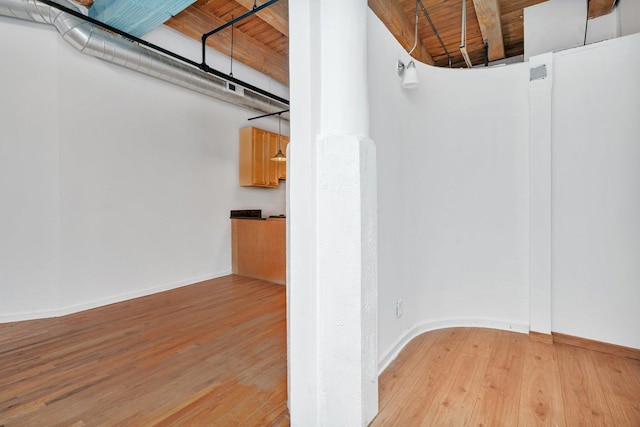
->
[239,127,288,187]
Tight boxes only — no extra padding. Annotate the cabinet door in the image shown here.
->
[239,127,258,186]
[265,131,281,187]
[238,127,284,187]
[240,127,269,186]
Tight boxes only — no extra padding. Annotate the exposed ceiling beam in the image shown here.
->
[368,0,435,65]
[166,5,289,85]
[233,0,288,36]
[588,0,617,19]
[472,0,505,61]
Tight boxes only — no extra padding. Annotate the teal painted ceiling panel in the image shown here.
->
[89,0,196,37]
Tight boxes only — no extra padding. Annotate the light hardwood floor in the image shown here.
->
[2,277,639,426]
[0,275,288,426]
[372,327,640,426]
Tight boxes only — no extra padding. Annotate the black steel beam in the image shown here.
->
[247,109,289,121]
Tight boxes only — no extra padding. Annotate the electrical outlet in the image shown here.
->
[396,299,404,318]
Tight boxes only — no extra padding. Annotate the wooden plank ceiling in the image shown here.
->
[164,0,618,85]
[166,0,289,85]
[375,0,549,68]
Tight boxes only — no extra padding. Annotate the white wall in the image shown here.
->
[551,33,640,349]
[0,16,286,321]
[586,10,619,45]
[367,11,412,363]
[619,0,640,36]
[407,64,530,329]
[369,12,531,368]
[0,18,62,315]
[524,0,640,56]
[525,0,587,61]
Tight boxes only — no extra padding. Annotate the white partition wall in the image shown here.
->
[524,0,587,61]
[551,33,640,349]
[619,0,640,36]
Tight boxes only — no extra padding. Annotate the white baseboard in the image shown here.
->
[378,318,529,374]
[0,270,232,323]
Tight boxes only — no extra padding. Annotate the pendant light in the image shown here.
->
[270,112,286,162]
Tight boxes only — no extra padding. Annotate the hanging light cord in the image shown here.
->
[230,17,234,77]
[278,112,282,151]
[408,0,419,56]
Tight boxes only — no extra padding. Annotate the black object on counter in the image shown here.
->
[230,209,262,219]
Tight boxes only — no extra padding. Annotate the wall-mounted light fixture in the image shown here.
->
[398,60,419,89]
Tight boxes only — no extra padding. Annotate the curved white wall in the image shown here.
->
[369,12,530,368]
[370,9,640,367]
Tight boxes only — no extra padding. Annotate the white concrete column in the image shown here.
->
[288,0,378,425]
[528,53,553,335]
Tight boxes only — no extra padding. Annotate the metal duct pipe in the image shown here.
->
[0,0,289,115]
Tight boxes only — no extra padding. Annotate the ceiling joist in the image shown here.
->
[472,0,505,61]
[233,0,288,36]
[368,0,435,65]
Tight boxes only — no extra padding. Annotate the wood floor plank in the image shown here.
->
[417,328,497,425]
[556,343,616,426]
[467,331,527,426]
[373,333,441,426]
[420,351,490,425]
[631,358,640,383]
[591,351,640,426]
[0,276,288,426]
[372,328,477,426]
[519,341,567,426]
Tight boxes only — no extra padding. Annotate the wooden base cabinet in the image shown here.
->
[239,127,288,187]
[231,218,285,284]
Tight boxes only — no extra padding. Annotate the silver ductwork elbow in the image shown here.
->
[0,0,288,115]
